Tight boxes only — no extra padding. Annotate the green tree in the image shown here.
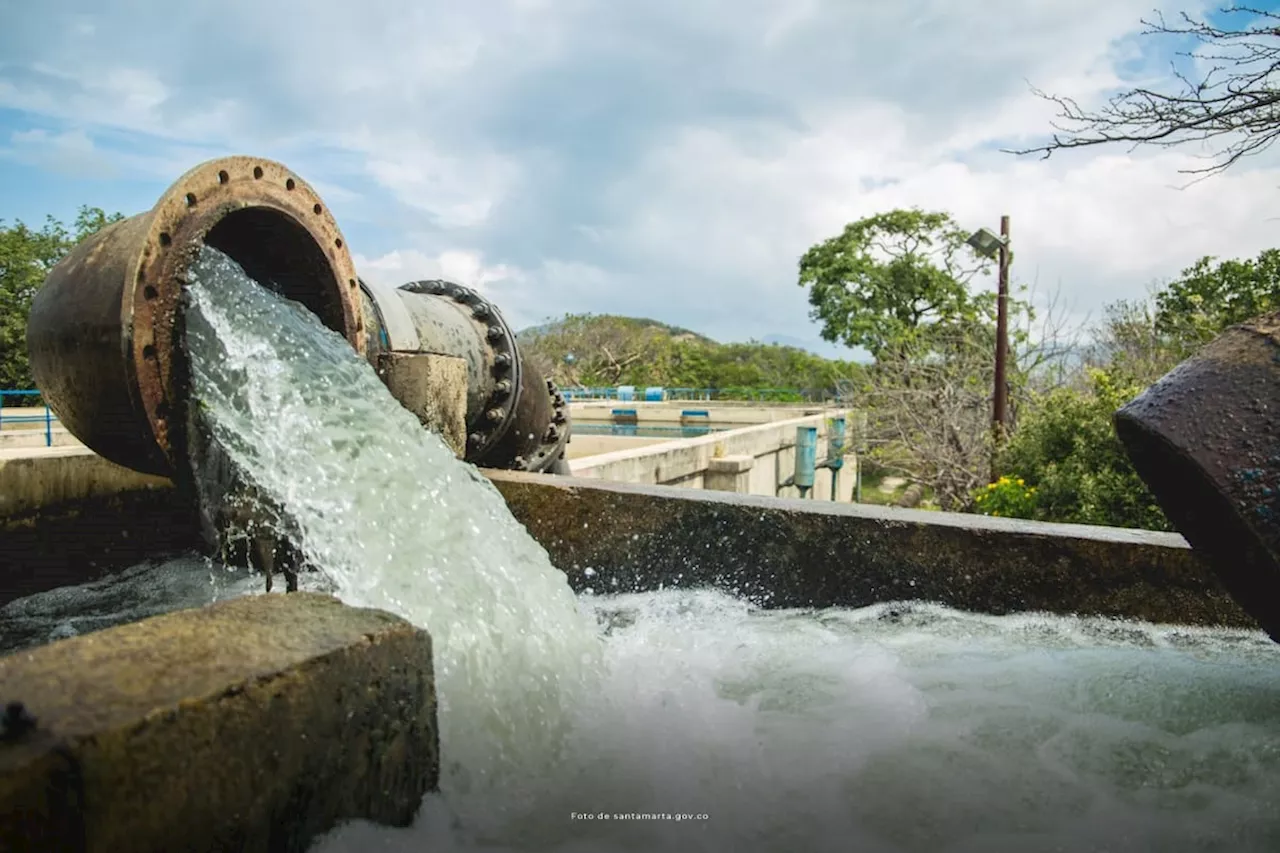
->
[1154,249,1280,346]
[0,206,124,390]
[985,367,1171,530]
[797,209,992,360]
[988,246,1280,531]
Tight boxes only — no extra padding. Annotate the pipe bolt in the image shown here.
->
[487,325,503,342]
[494,353,512,370]
[468,432,484,446]
[494,379,512,397]
[486,408,505,423]
[472,303,491,319]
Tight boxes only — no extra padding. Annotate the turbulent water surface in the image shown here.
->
[16,245,1275,852]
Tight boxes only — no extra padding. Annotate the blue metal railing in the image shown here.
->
[572,423,731,438]
[560,386,814,402]
[0,390,58,447]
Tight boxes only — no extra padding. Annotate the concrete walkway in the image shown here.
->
[0,444,94,461]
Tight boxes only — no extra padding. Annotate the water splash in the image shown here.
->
[182,246,604,824]
[5,558,1280,851]
[171,245,1280,852]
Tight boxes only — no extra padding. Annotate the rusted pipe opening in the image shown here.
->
[202,208,349,340]
[1114,415,1278,641]
[1113,318,1280,644]
[27,156,363,478]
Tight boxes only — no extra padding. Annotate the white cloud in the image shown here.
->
[362,141,520,230]
[354,248,520,293]
[0,0,1274,353]
[3,127,116,178]
[352,248,630,332]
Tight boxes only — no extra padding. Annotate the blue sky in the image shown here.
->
[4,0,1280,357]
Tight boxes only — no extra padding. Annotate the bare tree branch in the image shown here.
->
[1007,6,1280,177]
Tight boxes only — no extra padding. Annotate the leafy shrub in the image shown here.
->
[987,368,1171,531]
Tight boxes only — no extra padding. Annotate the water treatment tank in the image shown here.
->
[617,386,636,402]
[644,386,665,402]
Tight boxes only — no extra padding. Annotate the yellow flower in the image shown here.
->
[1016,478,1025,486]
[992,510,1000,517]
[987,483,997,490]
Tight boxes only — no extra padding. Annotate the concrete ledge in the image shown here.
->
[0,592,437,853]
[705,454,754,493]
[0,449,170,517]
[484,470,1256,629]
[707,455,754,474]
[569,411,851,502]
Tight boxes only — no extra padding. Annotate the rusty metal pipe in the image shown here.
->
[1114,313,1280,642]
[27,156,570,481]
[26,157,365,478]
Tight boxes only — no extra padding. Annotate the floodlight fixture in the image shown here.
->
[965,227,1007,259]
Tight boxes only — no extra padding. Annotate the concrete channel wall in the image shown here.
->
[569,410,856,502]
[0,447,1250,628]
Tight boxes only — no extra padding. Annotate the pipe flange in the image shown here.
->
[45,153,363,471]
[397,279,522,459]
[526,378,571,472]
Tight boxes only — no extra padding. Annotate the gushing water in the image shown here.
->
[164,246,1280,852]
[183,247,605,826]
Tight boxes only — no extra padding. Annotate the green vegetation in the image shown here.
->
[0,207,123,390]
[973,476,1037,519]
[979,369,1170,530]
[799,205,1280,529]
[797,209,996,360]
[519,313,866,399]
[970,248,1280,530]
[798,207,1038,510]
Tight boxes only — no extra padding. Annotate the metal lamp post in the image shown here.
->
[965,216,1012,479]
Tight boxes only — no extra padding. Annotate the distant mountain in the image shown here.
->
[515,313,866,392]
[518,315,718,346]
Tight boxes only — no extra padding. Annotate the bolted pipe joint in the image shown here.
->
[359,278,571,474]
[26,155,570,481]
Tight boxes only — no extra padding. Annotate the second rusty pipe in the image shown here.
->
[1114,313,1280,642]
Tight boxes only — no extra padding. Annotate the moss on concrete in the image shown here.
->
[0,592,437,853]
